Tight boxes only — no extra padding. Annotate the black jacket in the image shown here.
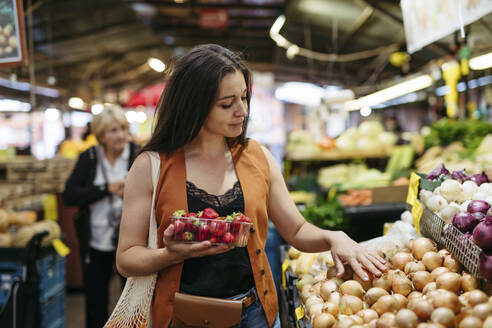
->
[62,142,138,256]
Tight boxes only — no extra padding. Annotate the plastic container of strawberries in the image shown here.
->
[170,216,253,247]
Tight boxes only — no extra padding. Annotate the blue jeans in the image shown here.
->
[229,288,280,328]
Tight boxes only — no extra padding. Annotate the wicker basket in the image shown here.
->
[443,223,483,278]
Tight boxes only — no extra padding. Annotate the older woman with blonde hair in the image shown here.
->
[63,106,138,328]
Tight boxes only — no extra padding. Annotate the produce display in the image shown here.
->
[317,164,391,191]
[0,209,61,247]
[299,197,347,230]
[170,208,252,246]
[294,237,492,328]
[286,121,398,160]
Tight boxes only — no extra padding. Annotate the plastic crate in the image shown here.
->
[419,202,446,246]
[38,253,65,302]
[443,224,483,278]
[39,289,65,328]
[0,262,24,308]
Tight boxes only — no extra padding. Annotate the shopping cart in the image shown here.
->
[0,231,49,328]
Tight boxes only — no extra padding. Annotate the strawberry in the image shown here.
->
[202,208,219,219]
[231,216,242,234]
[172,209,186,217]
[209,236,218,244]
[183,217,200,232]
[173,219,185,234]
[222,232,235,244]
[197,223,210,241]
[184,212,198,218]
[181,231,195,241]
[209,220,228,236]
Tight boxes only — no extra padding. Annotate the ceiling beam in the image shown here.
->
[126,0,285,10]
[338,6,374,52]
[34,20,138,46]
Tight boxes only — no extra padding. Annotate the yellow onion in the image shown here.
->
[438,249,451,258]
[340,295,364,315]
[308,302,324,318]
[320,280,339,301]
[353,270,373,291]
[392,252,414,271]
[395,308,418,328]
[356,309,379,323]
[471,303,492,321]
[348,314,364,325]
[483,316,492,328]
[322,302,339,317]
[376,312,396,328]
[408,291,423,301]
[312,282,322,295]
[460,272,478,292]
[305,295,324,310]
[340,280,365,299]
[435,272,461,293]
[466,289,489,306]
[372,272,392,291]
[312,312,336,328]
[364,287,389,306]
[443,254,462,272]
[393,293,408,310]
[431,289,462,314]
[458,316,482,328]
[410,271,433,291]
[327,291,340,305]
[404,261,426,275]
[430,307,455,328]
[422,251,443,271]
[431,267,450,280]
[301,286,316,303]
[412,237,437,260]
[413,299,434,320]
[391,271,413,296]
[422,282,437,295]
[372,295,398,315]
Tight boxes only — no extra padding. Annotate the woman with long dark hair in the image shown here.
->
[116,44,387,328]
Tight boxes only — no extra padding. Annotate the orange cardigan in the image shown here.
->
[152,140,279,328]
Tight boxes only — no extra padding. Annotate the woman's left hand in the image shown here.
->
[327,230,387,281]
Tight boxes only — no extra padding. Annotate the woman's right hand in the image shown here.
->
[163,224,234,262]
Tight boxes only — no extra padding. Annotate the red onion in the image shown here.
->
[467,200,490,214]
[470,172,489,186]
[426,164,450,181]
[473,216,492,251]
[452,212,479,233]
[479,252,492,280]
[471,212,486,222]
[451,169,469,183]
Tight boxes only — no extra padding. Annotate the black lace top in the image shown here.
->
[179,181,255,298]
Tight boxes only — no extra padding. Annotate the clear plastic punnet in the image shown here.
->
[170,216,253,247]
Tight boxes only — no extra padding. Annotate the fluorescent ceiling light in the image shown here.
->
[274,82,324,107]
[0,77,60,97]
[91,103,104,115]
[469,52,492,70]
[44,107,60,121]
[0,98,31,112]
[147,58,165,72]
[69,97,85,110]
[345,75,433,111]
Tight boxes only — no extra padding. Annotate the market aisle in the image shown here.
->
[66,275,121,328]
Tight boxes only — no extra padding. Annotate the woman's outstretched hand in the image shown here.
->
[162,224,234,262]
[328,231,387,281]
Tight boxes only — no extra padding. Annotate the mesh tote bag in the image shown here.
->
[104,152,160,328]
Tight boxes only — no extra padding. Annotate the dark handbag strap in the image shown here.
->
[97,147,115,206]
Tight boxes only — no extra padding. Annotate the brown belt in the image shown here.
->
[241,292,256,308]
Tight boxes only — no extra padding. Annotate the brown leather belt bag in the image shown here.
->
[172,292,244,328]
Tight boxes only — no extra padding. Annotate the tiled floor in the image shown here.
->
[66,276,122,328]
